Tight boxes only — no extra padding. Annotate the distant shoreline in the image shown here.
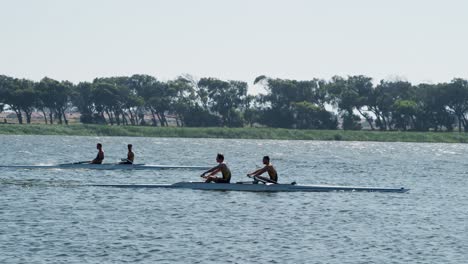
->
[1,124,468,143]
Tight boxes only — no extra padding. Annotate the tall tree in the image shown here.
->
[0,75,15,101]
[72,82,96,124]
[254,76,334,129]
[198,78,248,127]
[167,77,196,127]
[16,79,36,124]
[417,84,454,131]
[36,77,72,125]
[0,76,36,124]
[127,75,167,126]
[328,75,374,130]
[292,101,338,129]
[368,80,412,130]
[443,78,468,132]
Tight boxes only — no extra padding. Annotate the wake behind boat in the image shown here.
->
[0,163,211,170]
[91,181,409,193]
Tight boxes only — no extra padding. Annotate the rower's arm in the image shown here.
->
[249,166,267,177]
[207,167,221,176]
[201,164,221,176]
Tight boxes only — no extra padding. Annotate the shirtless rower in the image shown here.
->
[119,144,135,164]
[200,153,231,183]
[90,143,104,164]
[247,156,278,183]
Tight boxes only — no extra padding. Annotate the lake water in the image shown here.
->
[0,135,467,263]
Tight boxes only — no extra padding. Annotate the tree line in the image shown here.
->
[1,74,468,132]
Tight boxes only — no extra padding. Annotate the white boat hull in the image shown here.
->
[0,164,211,170]
[92,182,409,193]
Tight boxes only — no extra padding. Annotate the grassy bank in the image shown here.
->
[1,123,468,143]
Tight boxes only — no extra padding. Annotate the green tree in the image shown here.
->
[36,77,72,125]
[341,113,362,130]
[16,79,36,124]
[127,75,171,126]
[127,74,160,125]
[93,77,134,125]
[424,84,454,131]
[292,101,338,129]
[328,75,374,130]
[254,76,334,129]
[197,78,248,127]
[392,99,418,130]
[243,95,261,127]
[167,77,197,127]
[92,82,119,125]
[368,80,412,130]
[0,76,36,124]
[443,78,468,132]
[72,82,97,124]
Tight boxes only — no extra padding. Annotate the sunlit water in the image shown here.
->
[0,135,467,263]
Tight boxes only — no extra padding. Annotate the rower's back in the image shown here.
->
[91,143,104,164]
[266,163,278,182]
[220,163,231,183]
[127,144,134,163]
[128,151,134,163]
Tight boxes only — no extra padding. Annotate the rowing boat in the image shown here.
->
[91,181,409,193]
[0,164,211,170]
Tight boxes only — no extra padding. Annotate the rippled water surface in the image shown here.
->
[1,135,467,263]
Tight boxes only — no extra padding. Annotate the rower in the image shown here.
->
[247,156,278,184]
[119,144,135,164]
[200,153,231,183]
[90,143,104,164]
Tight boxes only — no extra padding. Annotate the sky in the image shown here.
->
[1,0,468,93]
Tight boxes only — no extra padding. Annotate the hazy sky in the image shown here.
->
[1,0,467,92]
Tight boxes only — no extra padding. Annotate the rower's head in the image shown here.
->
[128,144,132,150]
[216,153,224,163]
[96,143,102,150]
[263,156,270,165]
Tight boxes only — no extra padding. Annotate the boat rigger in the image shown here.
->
[91,181,409,193]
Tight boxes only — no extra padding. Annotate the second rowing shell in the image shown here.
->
[0,164,211,170]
